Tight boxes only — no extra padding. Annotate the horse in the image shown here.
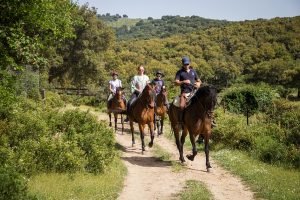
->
[107,87,126,134]
[154,86,168,136]
[127,83,156,153]
[168,85,217,172]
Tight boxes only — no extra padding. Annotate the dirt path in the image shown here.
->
[78,106,255,200]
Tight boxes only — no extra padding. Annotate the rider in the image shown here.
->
[152,70,169,108]
[125,65,150,121]
[175,56,216,129]
[108,71,126,106]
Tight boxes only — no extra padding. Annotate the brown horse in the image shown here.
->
[107,87,126,134]
[127,83,156,153]
[154,86,168,136]
[168,85,217,172]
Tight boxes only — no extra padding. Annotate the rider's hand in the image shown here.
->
[182,80,191,84]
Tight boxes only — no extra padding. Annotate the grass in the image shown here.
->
[152,144,185,172]
[213,149,300,200]
[28,158,127,200]
[177,180,214,200]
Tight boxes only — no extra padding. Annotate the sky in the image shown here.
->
[76,0,299,21]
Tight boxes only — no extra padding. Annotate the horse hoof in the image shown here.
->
[148,142,153,148]
[179,157,186,163]
[186,154,194,161]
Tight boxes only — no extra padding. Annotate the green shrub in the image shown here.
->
[253,135,287,164]
[221,84,276,116]
[0,167,36,200]
[0,86,16,119]
[44,91,65,108]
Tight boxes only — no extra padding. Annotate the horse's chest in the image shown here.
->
[135,108,153,122]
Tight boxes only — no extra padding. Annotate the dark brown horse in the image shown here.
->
[168,85,217,172]
[154,86,168,136]
[107,87,126,134]
[127,83,156,153]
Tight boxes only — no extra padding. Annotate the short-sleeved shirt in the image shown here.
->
[152,78,164,94]
[175,67,199,93]
[130,75,149,94]
[109,79,122,93]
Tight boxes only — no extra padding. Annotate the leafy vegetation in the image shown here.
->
[109,15,230,40]
[213,149,300,200]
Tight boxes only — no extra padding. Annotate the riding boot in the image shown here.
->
[176,94,186,129]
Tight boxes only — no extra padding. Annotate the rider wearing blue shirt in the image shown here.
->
[175,56,201,110]
[175,56,216,130]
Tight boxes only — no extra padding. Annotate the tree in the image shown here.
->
[48,6,115,88]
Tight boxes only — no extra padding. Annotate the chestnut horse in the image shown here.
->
[168,85,217,172]
[154,86,168,136]
[127,83,156,153]
[107,87,126,134]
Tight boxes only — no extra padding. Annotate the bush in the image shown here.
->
[0,167,36,200]
[0,86,16,119]
[253,135,287,164]
[221,84,276,116]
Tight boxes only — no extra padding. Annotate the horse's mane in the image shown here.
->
[190,85,217,111]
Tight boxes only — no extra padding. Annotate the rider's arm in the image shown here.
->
[109,81,114,93]
[175,79,191,86]
[193,70,202,88]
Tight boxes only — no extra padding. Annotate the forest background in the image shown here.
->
[0,1,299,199]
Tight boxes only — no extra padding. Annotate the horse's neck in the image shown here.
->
[156,94,165,106]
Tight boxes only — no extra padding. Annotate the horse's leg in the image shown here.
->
[187,132,197,161]
[179,127,188,162]
[156,116,161,136]
[121,114,124,135]
[160,116,164,135]
[109,112,112,127]
[204,135,212,171]
[114,113,117,132]
[148,122,155,147]
[138,124,146,153]
[174,128,185,163]
[130,120,135,146]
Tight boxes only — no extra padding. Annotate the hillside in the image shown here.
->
[98,14,230,40]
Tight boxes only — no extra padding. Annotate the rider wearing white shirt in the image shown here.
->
[108,72,122,101]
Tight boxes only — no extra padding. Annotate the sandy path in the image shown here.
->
[77,106,255,200]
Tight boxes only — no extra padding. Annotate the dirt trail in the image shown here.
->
[79,106,255,200]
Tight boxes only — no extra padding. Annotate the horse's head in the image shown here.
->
[114,87,124,100]
[142,83,156,108]
[156,85,167,106]
[191,85,217,111]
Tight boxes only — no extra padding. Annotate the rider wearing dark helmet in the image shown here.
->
[174,56,216,131]
[175,56,201,110]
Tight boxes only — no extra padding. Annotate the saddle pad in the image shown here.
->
[172,93,192,108]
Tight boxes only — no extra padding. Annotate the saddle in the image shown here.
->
[172,92,194,108]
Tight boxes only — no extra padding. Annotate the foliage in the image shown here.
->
[212,107,300,168]
[101,16,300,93]
[103,15,230,40]
[220,84,276,116]
[213,149,300,200]
[48,5,115,88]
[0,167,37,200]
[0,97,117,175]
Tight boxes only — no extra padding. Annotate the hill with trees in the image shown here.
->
[104,16,299,98]
[99,14,230,40]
